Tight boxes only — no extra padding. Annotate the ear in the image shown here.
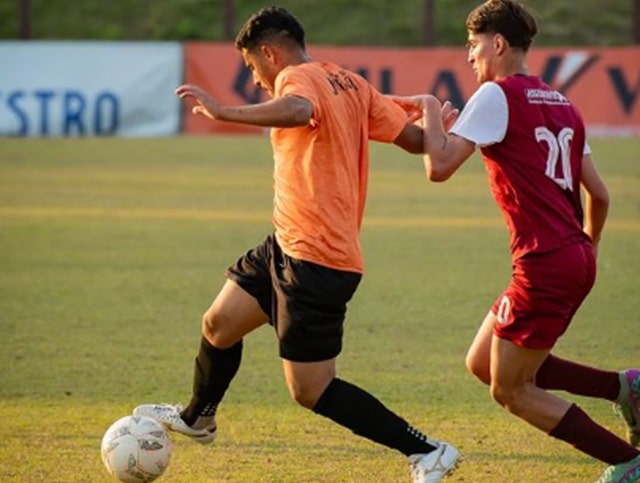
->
[259,44,278,64]
[494,34,508,55]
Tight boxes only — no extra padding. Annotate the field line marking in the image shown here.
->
[0,206,269,223]
[0,206,638,231]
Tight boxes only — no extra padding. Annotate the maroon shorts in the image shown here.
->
[492,242,596,350]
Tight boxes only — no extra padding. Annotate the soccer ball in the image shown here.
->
[101,415,172,482]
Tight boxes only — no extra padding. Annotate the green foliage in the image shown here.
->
[0,0,634,46]
[0,137,638,481]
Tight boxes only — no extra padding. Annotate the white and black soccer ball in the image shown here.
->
[101,415,172,482]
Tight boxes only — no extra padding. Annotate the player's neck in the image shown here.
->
[496,56,529,79]
[284,49,311,66]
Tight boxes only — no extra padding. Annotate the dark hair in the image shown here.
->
[234,6,306,51]
[466,0,538,51]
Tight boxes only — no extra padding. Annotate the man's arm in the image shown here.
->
[389,95,459,155]
[176,84,313,128]
[392,124,424,154]
[422,96,475,181]
[580,152,609,252]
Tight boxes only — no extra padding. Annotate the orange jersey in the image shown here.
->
[270,61,407,273]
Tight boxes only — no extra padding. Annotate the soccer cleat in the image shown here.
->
[133,403,217,445]
[595,454,640,483]
[409,441,459,483]
[614,369,640,448]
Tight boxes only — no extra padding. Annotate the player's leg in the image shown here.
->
[490,337,569,430]
[491,336,639,469]
[469,315,639,445]
[463,309,639,449]
[465,314,632,410]
[179,278,269,424]
[281,357,458,482]
[535,354,620,399]
[283,356,442,455]
[274,250,458,482]
[465,310,495,385]
[464,311,624,399]
[133,278,269,443]
[282,357,335,409]
[531,242,639,447]
[134,237,273,443]
[535,354,640,449]
[489,243,640,475]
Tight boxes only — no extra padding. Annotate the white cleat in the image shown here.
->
[409,442,460,483]
[133,403,217,445]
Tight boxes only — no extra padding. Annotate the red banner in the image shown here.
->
[184,43,640,137]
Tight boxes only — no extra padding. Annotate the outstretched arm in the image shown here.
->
[390,95,473,178]
[175,84,313,128]
[392,124,424,154]
[389,95,459,154]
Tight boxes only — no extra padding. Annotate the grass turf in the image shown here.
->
[0,136,638,481]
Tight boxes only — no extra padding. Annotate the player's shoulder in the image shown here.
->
[287,62,367,87]
[476,81,503,96]
[277,62,329,92]
[468,81,507,107]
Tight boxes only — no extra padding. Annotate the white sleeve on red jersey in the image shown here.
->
[450,82,508,147]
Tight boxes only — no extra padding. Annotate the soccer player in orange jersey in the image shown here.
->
[134,6,458,482]
[394,1,639,481]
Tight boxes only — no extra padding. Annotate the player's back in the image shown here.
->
[481,75,590,260]
[270,61,406,272]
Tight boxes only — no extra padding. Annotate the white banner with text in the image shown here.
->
[0,42,182,137]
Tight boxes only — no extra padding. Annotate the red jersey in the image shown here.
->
[461,76,590,260]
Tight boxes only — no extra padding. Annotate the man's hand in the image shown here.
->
[387,94,427,123]
[175,84,221,120]
[388,95,459,130]
[440,100,459,132]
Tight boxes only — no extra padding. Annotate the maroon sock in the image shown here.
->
[536,355,620,401]
[549,404,639,464]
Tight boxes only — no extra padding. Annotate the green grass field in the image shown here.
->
[0,137,638,482]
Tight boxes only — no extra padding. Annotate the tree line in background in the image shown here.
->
[2,0,640,46]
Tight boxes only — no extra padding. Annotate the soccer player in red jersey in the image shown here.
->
[395,1,639,481]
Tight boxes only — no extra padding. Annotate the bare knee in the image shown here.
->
[284,365,335,410]
[490,382,524,414]
[465,352,491,385]
[201,308,234,348]
[287,385,319,409]
[286,375,335,409]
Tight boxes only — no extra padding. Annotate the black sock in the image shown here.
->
[312,378,437,456]
[180,337,243,425]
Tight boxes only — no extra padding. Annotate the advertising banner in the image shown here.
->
[184,43,640,137]
[0,42,183,137]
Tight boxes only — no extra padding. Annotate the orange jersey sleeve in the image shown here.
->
[270,62,407,273]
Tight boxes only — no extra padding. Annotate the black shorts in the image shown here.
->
[226,234,362,362]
